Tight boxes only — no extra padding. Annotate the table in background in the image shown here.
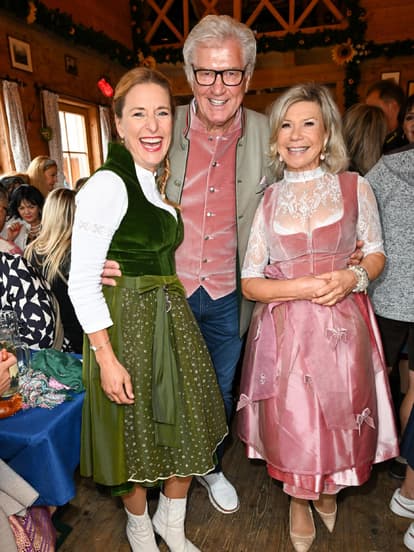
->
[0,392,84,506]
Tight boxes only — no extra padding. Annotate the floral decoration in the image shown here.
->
[138,51,157,69]
[332,39,357,65]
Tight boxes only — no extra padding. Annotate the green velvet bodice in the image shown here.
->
[102,143,183,277]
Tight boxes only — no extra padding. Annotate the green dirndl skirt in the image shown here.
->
[80,275,227,488]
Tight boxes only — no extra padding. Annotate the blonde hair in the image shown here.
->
[25,188,75,283]
[113,67,178,209]
[27,156,57,197]
[268,83,348,180]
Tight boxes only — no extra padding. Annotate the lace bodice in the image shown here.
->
[242,170,384,278]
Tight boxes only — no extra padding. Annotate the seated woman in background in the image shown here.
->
[3,185,44,251]
[25,188,82,354]
[0,173,29,197]
[0,252,62,350]
[0,186,21,255]
[342,103,388,175]
[0,457,56,552]
[27,156,58,197]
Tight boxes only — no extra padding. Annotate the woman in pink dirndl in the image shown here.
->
[237,83,398,552]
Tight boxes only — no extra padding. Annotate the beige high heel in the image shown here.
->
[289,502,316,552]
[313,500,337,533]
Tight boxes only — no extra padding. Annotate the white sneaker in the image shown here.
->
[196,472,239,514]
[390,489,414,519]
[404,522,414,551]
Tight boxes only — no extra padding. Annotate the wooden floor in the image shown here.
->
[57,429,408,552]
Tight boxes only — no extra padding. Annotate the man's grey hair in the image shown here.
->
[183,15,257,87]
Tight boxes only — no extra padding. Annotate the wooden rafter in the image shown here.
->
[145,0,184,43]
[145,0,349,48]
[245,0,289,31]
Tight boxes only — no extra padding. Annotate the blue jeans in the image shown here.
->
[187,287,243,467]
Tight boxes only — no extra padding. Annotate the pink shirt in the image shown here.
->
[174,108,242,299]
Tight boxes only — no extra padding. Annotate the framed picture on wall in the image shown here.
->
[381,71,400,84]
[407,81,414,97]
[65,55,78,76]
[8,36,33,72]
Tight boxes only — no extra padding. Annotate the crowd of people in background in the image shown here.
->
[1,13,414,552]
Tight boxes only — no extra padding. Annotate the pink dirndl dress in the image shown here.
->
[237,171,399,499]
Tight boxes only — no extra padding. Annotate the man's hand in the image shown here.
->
[101,260,121,286]
[348,240,364,266]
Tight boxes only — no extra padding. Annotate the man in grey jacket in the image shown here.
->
[166,15,273,514]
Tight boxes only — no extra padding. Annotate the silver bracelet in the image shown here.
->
[348,265,369,293]
[90,338,111,353]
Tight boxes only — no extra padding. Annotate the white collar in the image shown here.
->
[284,166,325,183]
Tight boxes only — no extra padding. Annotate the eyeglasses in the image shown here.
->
[192,66,246,87]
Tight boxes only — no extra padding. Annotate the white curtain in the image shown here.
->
[99,105,112,161]
[41,89,65,185]
[2,81,31,171]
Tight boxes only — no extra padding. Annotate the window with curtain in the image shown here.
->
[58,99,103,188]
[1,81,31,173]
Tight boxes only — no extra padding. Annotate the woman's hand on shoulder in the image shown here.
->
[311,270,356,306]
[96,349,134,405]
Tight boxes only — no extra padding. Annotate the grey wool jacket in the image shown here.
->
[367,145,414,322]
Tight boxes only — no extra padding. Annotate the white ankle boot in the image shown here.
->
[125,504,160,551]
[152,492,200,551]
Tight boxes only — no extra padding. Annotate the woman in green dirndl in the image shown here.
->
[68,67,227,552]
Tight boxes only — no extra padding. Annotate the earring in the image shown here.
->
[120,137,125,145]
[320,138,328,161]
[279,153,284,162]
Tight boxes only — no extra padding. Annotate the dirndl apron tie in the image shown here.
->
[116,274,185,447]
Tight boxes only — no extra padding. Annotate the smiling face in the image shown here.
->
[115,82,173,171]
[17,199,41,226]
[277,101,328,173]
[192,38,250,134]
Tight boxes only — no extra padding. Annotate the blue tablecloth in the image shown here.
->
[0,392,84,506]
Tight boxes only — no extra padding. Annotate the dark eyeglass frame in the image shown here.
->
[192,66,246,87]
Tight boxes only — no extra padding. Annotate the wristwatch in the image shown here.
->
[348,265,369,293]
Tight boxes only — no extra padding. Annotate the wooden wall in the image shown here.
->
[0,0,413,172]
[41,0,133,49]
[0,7,128,169]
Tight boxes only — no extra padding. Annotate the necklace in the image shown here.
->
[28,223,41,236]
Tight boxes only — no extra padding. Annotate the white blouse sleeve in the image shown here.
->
[356,174,385,256]
[68,170,128,334]
[241,198,269,278]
